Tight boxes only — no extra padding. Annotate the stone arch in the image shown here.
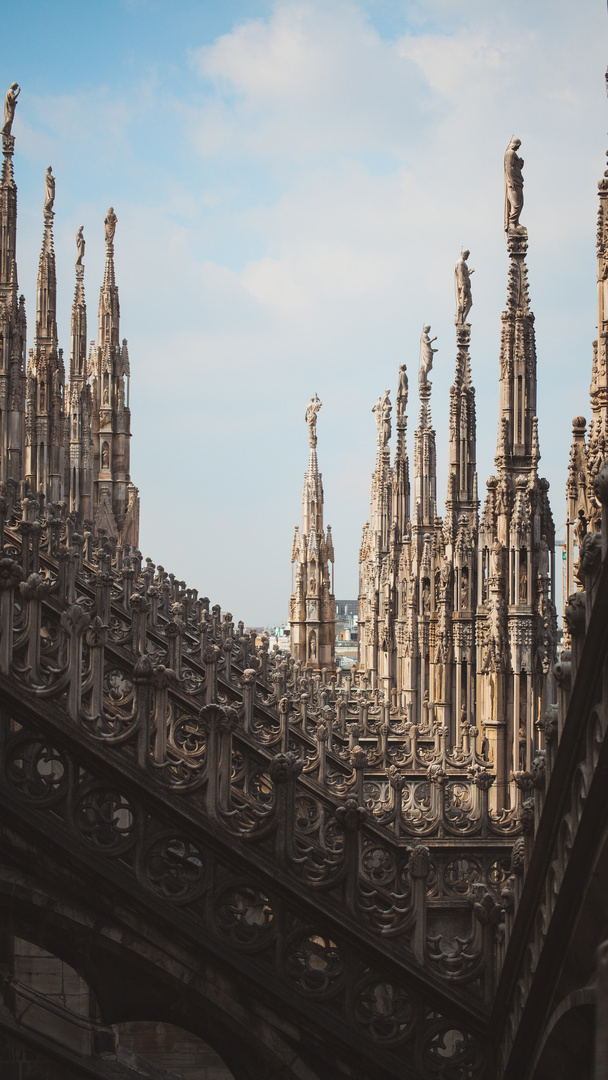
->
[0,865,329,1080]
[531,993,594,1080]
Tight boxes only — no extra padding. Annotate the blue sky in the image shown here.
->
[3,0,608,624]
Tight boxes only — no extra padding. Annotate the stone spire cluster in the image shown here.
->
[563,73,608,604]
[289,394,335,669]
[356,145,558,806]
[0,90,139,546]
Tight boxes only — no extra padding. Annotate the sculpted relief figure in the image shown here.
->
[305,392,322,447]
[2,83,20,137]
[504,137,524,233]
[76,226,85,267]
[455,249,474,324]
[104,206,117,244]
[419,325,437,385]
[396,363,408,417]
[44,167,55,215]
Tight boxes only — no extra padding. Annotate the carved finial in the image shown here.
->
[454,248,474,325]
[305,393,321,448]
[504,137,525,235]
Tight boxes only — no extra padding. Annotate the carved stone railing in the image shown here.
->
[0,485,526,1077]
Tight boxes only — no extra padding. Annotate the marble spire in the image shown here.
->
[289,396,335,670]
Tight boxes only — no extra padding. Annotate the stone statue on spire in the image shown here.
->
[104,206,117,245]
[396,363,408,417]
[504,137,525,233]
[76,226,85,267]
[419,325,437,386]
[1,83,20,137]
[44,166,55,216]
[305,393,322,447]
[455,248,474,325]
[372,389,392,447]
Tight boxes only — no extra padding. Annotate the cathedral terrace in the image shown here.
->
[1,3,608,1079]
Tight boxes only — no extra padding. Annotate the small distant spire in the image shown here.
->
[35,168,58,349]
[70,228,87,382]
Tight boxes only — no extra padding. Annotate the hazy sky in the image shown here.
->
[3,0,608,625]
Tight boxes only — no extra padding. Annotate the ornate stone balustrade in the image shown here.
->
[0,484,529,1078]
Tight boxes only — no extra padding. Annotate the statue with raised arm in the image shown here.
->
[372,390,392,447]
[455,248,474,324]
[396,363,408,417]
[104,206,117,245]
[419,325,437,385]
[504,137,524,234]
[44,167,55,216]
[76,226,85,267]
[2,83,20,137]
[305,393,322,447]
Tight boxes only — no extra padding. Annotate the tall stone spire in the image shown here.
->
[0,88,26,483]
[447,252,478,529]
[358,387,394,690]
[90,207,139,546]
[478,140,556,806]
[289,395,335,671]
[564,70,608,618]
[444,252,479,742]
[24,167,66,503]
[495,139,538,473]
[67,227,93,519]
[413,326,438,529]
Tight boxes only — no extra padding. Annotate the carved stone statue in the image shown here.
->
[504,137,524,233]
[419,325,437,385]
[372,390,391,448]
[381,389,391,446]
[396,364,408,417]
[2,83,20,137]
[519,564,527,603]
[76,226,85,267]
[455,249,474,324]
[538,535,550,577]
[490,537,503,577]
[305,393,322,447]
[575,508,588,546]
[44,167,55,216]
[104,207,117,244]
